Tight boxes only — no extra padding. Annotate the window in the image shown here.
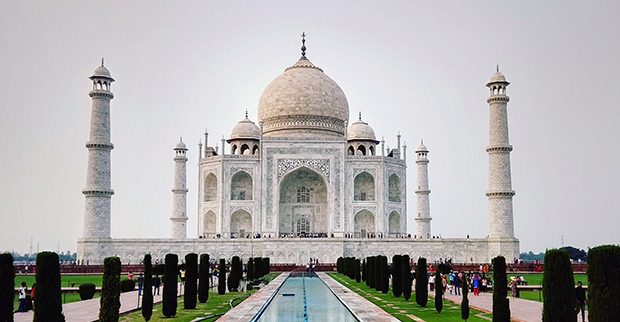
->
[296,186,311,203]
[297,216,310,233]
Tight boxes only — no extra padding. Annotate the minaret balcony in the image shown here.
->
[485,191,516,198]
[82,189,114,196]
[487,95,509,103]
[86,142,114,150]
[89,90,114,99]
[486,145,513,153]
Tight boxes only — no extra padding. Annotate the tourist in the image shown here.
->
[16,282,28,312]
[481,276,488,292]
[128,271,135,280]
[30,283,36,311]
[472,274,480,296]
[575,281,587,322]
[137,273,144,296]
[454,272,461,295]
[429,273,435,291]
[153,275,161,296]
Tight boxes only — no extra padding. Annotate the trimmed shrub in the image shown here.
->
[434,270,443,313]
[461,273,470,321]
[254,257,263,278]
[98,256,120,322]
[162,254,178,318]
[34,252,65,322]
[492,256,510,322]
[228,256,241,292]
[0,253,15,322]
[265,258,270,275]
[79,283,96,300]
[382,256,389,294]
[542,249,577,322]
[184,253,198,309]
[587,245,620,321]
[218,259,226,295]
[142,254,153,321]
[153,264,165,276]
[415,257,428,307]
[355,259,361,283]
[361,259,366,282]
[392,255,402,297]
[336,257,343,274]
[120,279,136,293]
[247,257,254,282]
[198,254,210,304]
[401,255,411,301]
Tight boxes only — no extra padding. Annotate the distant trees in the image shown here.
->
[162,254,178,318]
[461,273,470,321]
[198,254,210,304]
[542,249,576,322]
[184,253,198,309]
[587,245,620,321]
[141,254,153,321]
[415,257,428,307]
[492,256,510,322]
[217,259,226,295]
[98,256,120,322]
[0,253,15,322]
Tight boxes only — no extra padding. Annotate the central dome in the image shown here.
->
[258,56,349,138]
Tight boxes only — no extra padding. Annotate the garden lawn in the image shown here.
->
[14,273,139,288]
[507,273,587,285]
[13,293,100,311]
[328,273,493,322]
[119,272,280,322]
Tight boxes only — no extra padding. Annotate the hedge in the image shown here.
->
[79,283,96,300]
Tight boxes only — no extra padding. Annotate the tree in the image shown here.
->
[247,257,254,282]
[142,254,153,321]
[218,259,226,295]
[98,256,120,322]
[33,252,65,322]
[542,249,576,322]
[198,254,210,304]
[366,257,374,288]
[415,257,428,307]
[0,253,15,322]
[401,255,412,301]
[162,253,178,318]
[374,256,382,291]
[461,273,470,321]
[434,270,443,313]
[381,256,389,294]
[587,245,620,321]
[361,259,366,282]
[228,256,242,291]
[392,255,402,297]
[184,253,198,309]
[492,256,510,322]
[355,259,361,283]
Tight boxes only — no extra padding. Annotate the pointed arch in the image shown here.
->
[357,145,367,156]
[278,166,328,236]
[231,171,252,200]
[240,144,250,155]
[388,174,401,202]
[252,144,259,155]
[348,146,355,155]
[203,173,217,202]
[203,210,216,237]
[369,145,375,156]
[230,210,252,238]
[231,144,238,155]
[354,171,375,201]
[388,211,400,237]
[354,210,375,238]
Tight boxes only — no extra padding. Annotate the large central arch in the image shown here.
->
[278,167,328,236]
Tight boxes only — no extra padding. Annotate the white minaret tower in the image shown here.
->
[82,59,114,239]
[415,141,431,238]
[486,67,516,241]
[171,138,189,238]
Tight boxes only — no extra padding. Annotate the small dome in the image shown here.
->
[175,138,187,150]
[90,63,114,81]
[230,116,260,140]
[347,115,377,142]
[490,71,506,82]
[416,140,428,152]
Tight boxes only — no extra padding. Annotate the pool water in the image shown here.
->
[254,275,358,322]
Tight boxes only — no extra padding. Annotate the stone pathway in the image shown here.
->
[218,272,289,321]
[14,288,164,322]
[319,272,400,322]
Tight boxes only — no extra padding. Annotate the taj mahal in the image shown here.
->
[77,36,519,264]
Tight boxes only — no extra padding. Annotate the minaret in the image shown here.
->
[486,67,515,240]
[415,141,431,238]
[171,138,189,238]
[82,59,114,239]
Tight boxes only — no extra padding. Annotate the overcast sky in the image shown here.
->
[1,1,619,255]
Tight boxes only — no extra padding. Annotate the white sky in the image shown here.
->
[1,1,619,255]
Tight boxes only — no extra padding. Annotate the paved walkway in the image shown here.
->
[218,272,289,321]
[444,291,589,322]
[14,288,164,322]
[319,272,400,322]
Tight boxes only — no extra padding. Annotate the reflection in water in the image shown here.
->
[256,276,358,322]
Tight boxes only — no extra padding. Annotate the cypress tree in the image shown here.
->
[542,249,577,322]
[361,259,366,282]
[415,257,428,307]
[98,256,120,322]
[217,259,226,295]
[337,257,343,274]
[401,255,412,301]
[198,254,210,304]
[392,255,402,297]
[265,257,270,275]
[366,257,374,288]
[141,254,153,321]
[162,253,178,318]
[382,256,389,294]
[374,256,381,291]
[355,259,361,282]
[247,257,254,282]
[461,273,470,321]
[587,245,620,321]
[229,256,242,291]
[492,256,510,322]
[33,252,65,322]
[0,253,15,322]
[434,270,443,313]
[184,253,198,309]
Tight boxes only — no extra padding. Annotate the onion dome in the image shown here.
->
[174,137,187,150]
[230,114,260,140]
[258,34,349,138]
[416,140,428,152]
[90,58,114,81]
[347,113,378,143]
[487,65,509,86]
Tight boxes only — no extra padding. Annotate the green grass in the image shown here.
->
[119,272,280,322]
[14,273,139,288]
[13,293,101,311]
[328,273,492,322]
[507,273,587,285]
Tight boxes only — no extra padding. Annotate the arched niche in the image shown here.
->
[354,171,375,201]
[354,210,375,238]
[388,174,401,202]
[388,211,400,237]
[278,167,328,236]
[231,171,252,200]
[203,211,216,237]
[230,210,252,238]
[203,173,217,202]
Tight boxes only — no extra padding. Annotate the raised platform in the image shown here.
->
[78,237,519,264]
